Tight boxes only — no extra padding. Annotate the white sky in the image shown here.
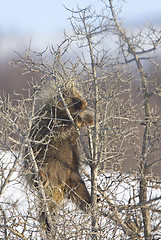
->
[1,0,161,34]
[0,0,161,59]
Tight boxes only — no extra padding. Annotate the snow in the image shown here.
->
[1,151,161,239]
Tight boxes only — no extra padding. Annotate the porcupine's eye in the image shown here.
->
[72,98,87,111]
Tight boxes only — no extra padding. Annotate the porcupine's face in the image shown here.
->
[56,89,94,128]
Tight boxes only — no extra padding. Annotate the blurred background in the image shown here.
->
[0,0,161,92]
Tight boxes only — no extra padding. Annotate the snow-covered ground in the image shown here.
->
[1,151,161,239]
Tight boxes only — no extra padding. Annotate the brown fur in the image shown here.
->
[24,86,94,221]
